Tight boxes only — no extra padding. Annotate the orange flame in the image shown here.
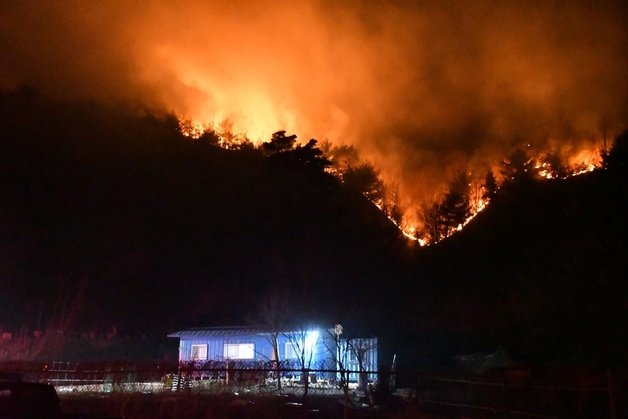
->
[179,114,608,246]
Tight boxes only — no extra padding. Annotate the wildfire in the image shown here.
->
[178,118,253,149]
[176,115,609,247]
[534,148,602,180]
[2,0,624,249]
[372,200,428,246]
[566,149,603,175]
[402,228,428,247]
[377,145,604,246]
[178,118,205,139]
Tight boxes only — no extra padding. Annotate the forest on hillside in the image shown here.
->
[0,88,409,337]
[1,88,626,363]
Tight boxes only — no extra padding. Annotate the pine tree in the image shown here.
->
[438,172,471,232]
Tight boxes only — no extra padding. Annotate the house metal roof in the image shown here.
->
[167,325,329,338]
[168,326,292,338]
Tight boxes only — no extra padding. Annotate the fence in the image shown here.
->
[0,361,384,397]
[417,368,626,418]
[1,362,626,417]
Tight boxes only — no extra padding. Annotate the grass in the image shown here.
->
[58,389,438,419]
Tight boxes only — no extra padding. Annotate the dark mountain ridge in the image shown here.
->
[1,88,626,363]
[400,157,628,363]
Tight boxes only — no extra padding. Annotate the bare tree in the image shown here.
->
[13,278,89,361]
[346,337,378,392]
[258,290,290,390]
[322,325,352,418]
[283,325,320,398]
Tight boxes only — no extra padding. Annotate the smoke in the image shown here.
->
[2,0,626,222]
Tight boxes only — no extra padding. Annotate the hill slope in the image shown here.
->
[0,89,410,335]
[1,88,626,363]
[401,158,628,362]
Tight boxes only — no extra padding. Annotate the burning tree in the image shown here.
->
[501,147,534,183]
[439,171,472,231]
[419,171,472,243]
[342,163,384,204]
[541,152,570,179]
[420,201,444,243]
[482,170,498,201]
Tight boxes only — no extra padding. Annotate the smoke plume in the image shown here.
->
[2,0,626,223]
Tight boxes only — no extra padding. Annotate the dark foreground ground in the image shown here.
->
[58,389,625,419]
[59,392,438,419]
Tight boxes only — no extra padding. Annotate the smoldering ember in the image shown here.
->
[0,1,627,418]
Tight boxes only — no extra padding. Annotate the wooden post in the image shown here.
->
[344,382,350,419]
[303,368,309,398]
[226,362,233,386]
[501,370,509,417]
[607,369,617,419]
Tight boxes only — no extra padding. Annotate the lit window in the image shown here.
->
[284,331,319,361]
[285,342,299,359]
[224,343,254,360]
[191,344,208,360]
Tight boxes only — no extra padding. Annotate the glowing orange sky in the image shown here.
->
[1,0,626,225]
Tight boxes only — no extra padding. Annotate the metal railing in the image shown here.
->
[417,369,624,419]
[1,361,625,417]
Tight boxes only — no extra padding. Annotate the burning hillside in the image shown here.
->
[178,118,610,245]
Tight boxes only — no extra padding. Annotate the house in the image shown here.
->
[167,326,378,382]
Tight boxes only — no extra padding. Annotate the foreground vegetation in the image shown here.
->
[59,391,428,419]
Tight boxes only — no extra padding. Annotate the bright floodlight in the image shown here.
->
[305,330,319,355]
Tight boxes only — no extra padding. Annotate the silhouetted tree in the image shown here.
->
[290,139,331,171]
[261,130,297,155]
[501,148,533,183]
[217,120,253,150]
[482,170,498,201]
[439,171,472,231]
[261,133,329,173]
[604,130,628,173]
[383,185,403,225]
[283,324,320,398]
[197,129,221,146]
[326,144,360,171]
[543,152,569,179]
[346,337,377,393]
[322,326,351,415]
[343,163,384,202]
[177,118,203,139]
[420,201,444,243]
[259,291,291,390]
[419,173,472,243]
